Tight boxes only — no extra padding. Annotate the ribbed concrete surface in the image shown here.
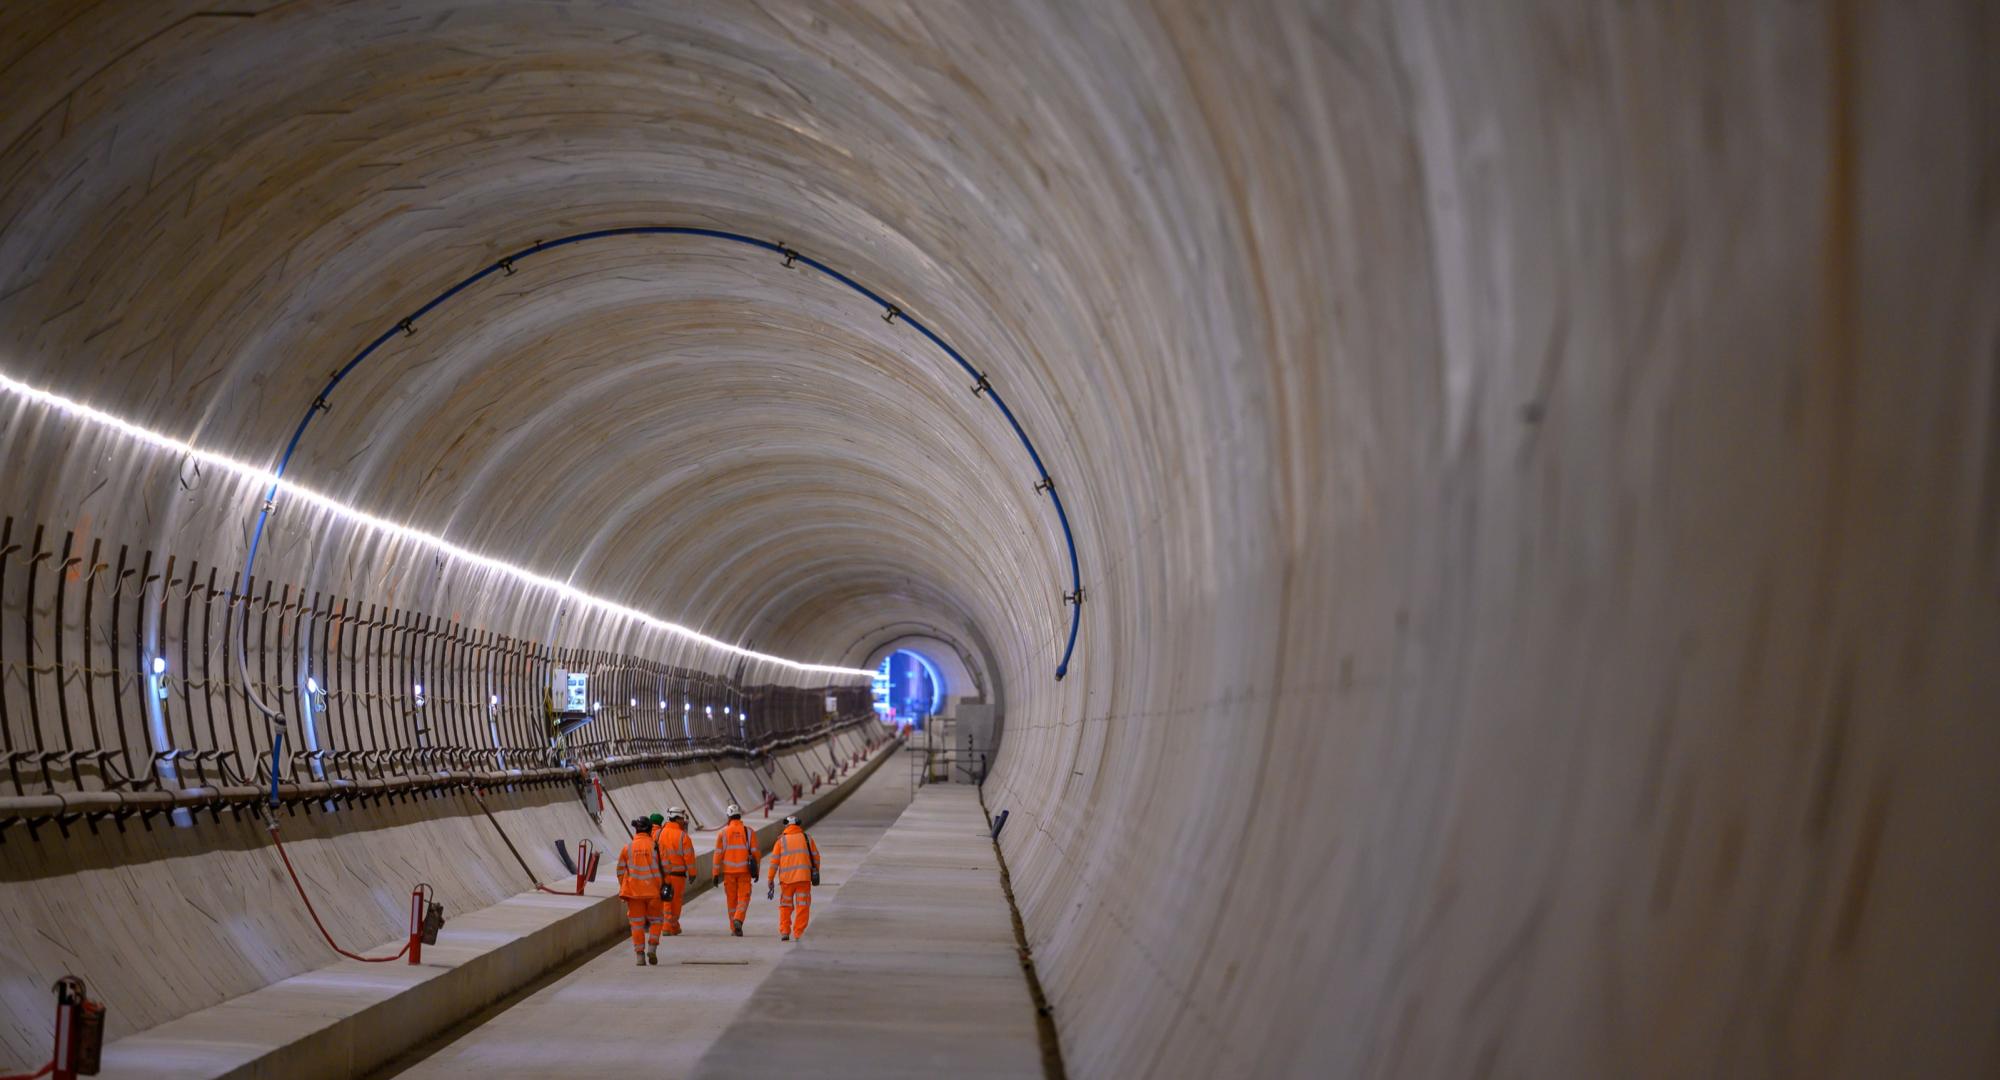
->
[1,2,1996,1077]
[694,782,1040,1079]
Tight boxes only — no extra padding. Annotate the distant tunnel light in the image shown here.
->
[0,370,878,679]
[150,656,168,676]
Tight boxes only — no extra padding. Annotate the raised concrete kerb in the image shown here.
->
[95,739,903,1080]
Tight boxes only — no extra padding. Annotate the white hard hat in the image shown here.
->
[784,814,800,825]
[668,806,686,820]
[726,803,742,817]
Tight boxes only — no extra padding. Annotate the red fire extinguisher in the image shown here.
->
[51,975,105,1079]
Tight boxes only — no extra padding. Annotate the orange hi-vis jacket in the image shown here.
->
[656,821,697,877]
[617,832,662,899]
[769,825,820,885]
[714,819,757,877]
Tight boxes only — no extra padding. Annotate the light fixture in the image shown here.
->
[704,706,713,716]
[150,656,167,676]
[659,700,667,709]
[306,676,319,694]
[629,698,637,708]
[0,369,877,679]
[490,694,501,707]
[593,701,602,712]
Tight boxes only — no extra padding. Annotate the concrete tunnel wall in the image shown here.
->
[0,727,883,1060]
[0,2,1996,1077]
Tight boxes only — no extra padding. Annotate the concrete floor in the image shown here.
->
[693,783,1042,1079]
[379,749,922,1078]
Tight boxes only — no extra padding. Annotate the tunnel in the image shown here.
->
[1,2,1996,1077]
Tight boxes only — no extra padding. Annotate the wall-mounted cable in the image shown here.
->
[238,227,1086,685]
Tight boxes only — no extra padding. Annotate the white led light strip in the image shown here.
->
[0,370,875,679]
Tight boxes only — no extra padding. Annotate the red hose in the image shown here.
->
[267,822,412,963]
[0,1061,53,1079]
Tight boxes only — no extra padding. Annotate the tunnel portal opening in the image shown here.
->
[873,648,945,730]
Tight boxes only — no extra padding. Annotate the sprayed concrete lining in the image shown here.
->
[0,2,1995,1076]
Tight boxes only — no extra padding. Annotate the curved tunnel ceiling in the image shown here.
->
[3,1,1995,1075]
[1,1,1118,685]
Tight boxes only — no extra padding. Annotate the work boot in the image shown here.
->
[732,920,743,936]
[647,948,658,965]
[780,934,790,942]
[634,952,646,967]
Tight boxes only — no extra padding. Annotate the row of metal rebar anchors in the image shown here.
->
[0,514,869,816]
[0,713,878,841]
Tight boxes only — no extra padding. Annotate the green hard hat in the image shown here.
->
[650,813,665,824]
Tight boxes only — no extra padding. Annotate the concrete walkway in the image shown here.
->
[692,784,1043,1079]
[375,751,917,1078]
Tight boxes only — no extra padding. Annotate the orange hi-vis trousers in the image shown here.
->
[777,882,812,938]
[663,874,687,934]
[721,872,754,925]
[625,896,664,950]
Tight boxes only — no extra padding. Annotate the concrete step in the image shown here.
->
[94,742,901,1079]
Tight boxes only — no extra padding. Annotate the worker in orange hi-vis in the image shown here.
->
[617,816,666,965]
[711,803,758,936]
[765,814,822,942]
[652,809,698,936]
